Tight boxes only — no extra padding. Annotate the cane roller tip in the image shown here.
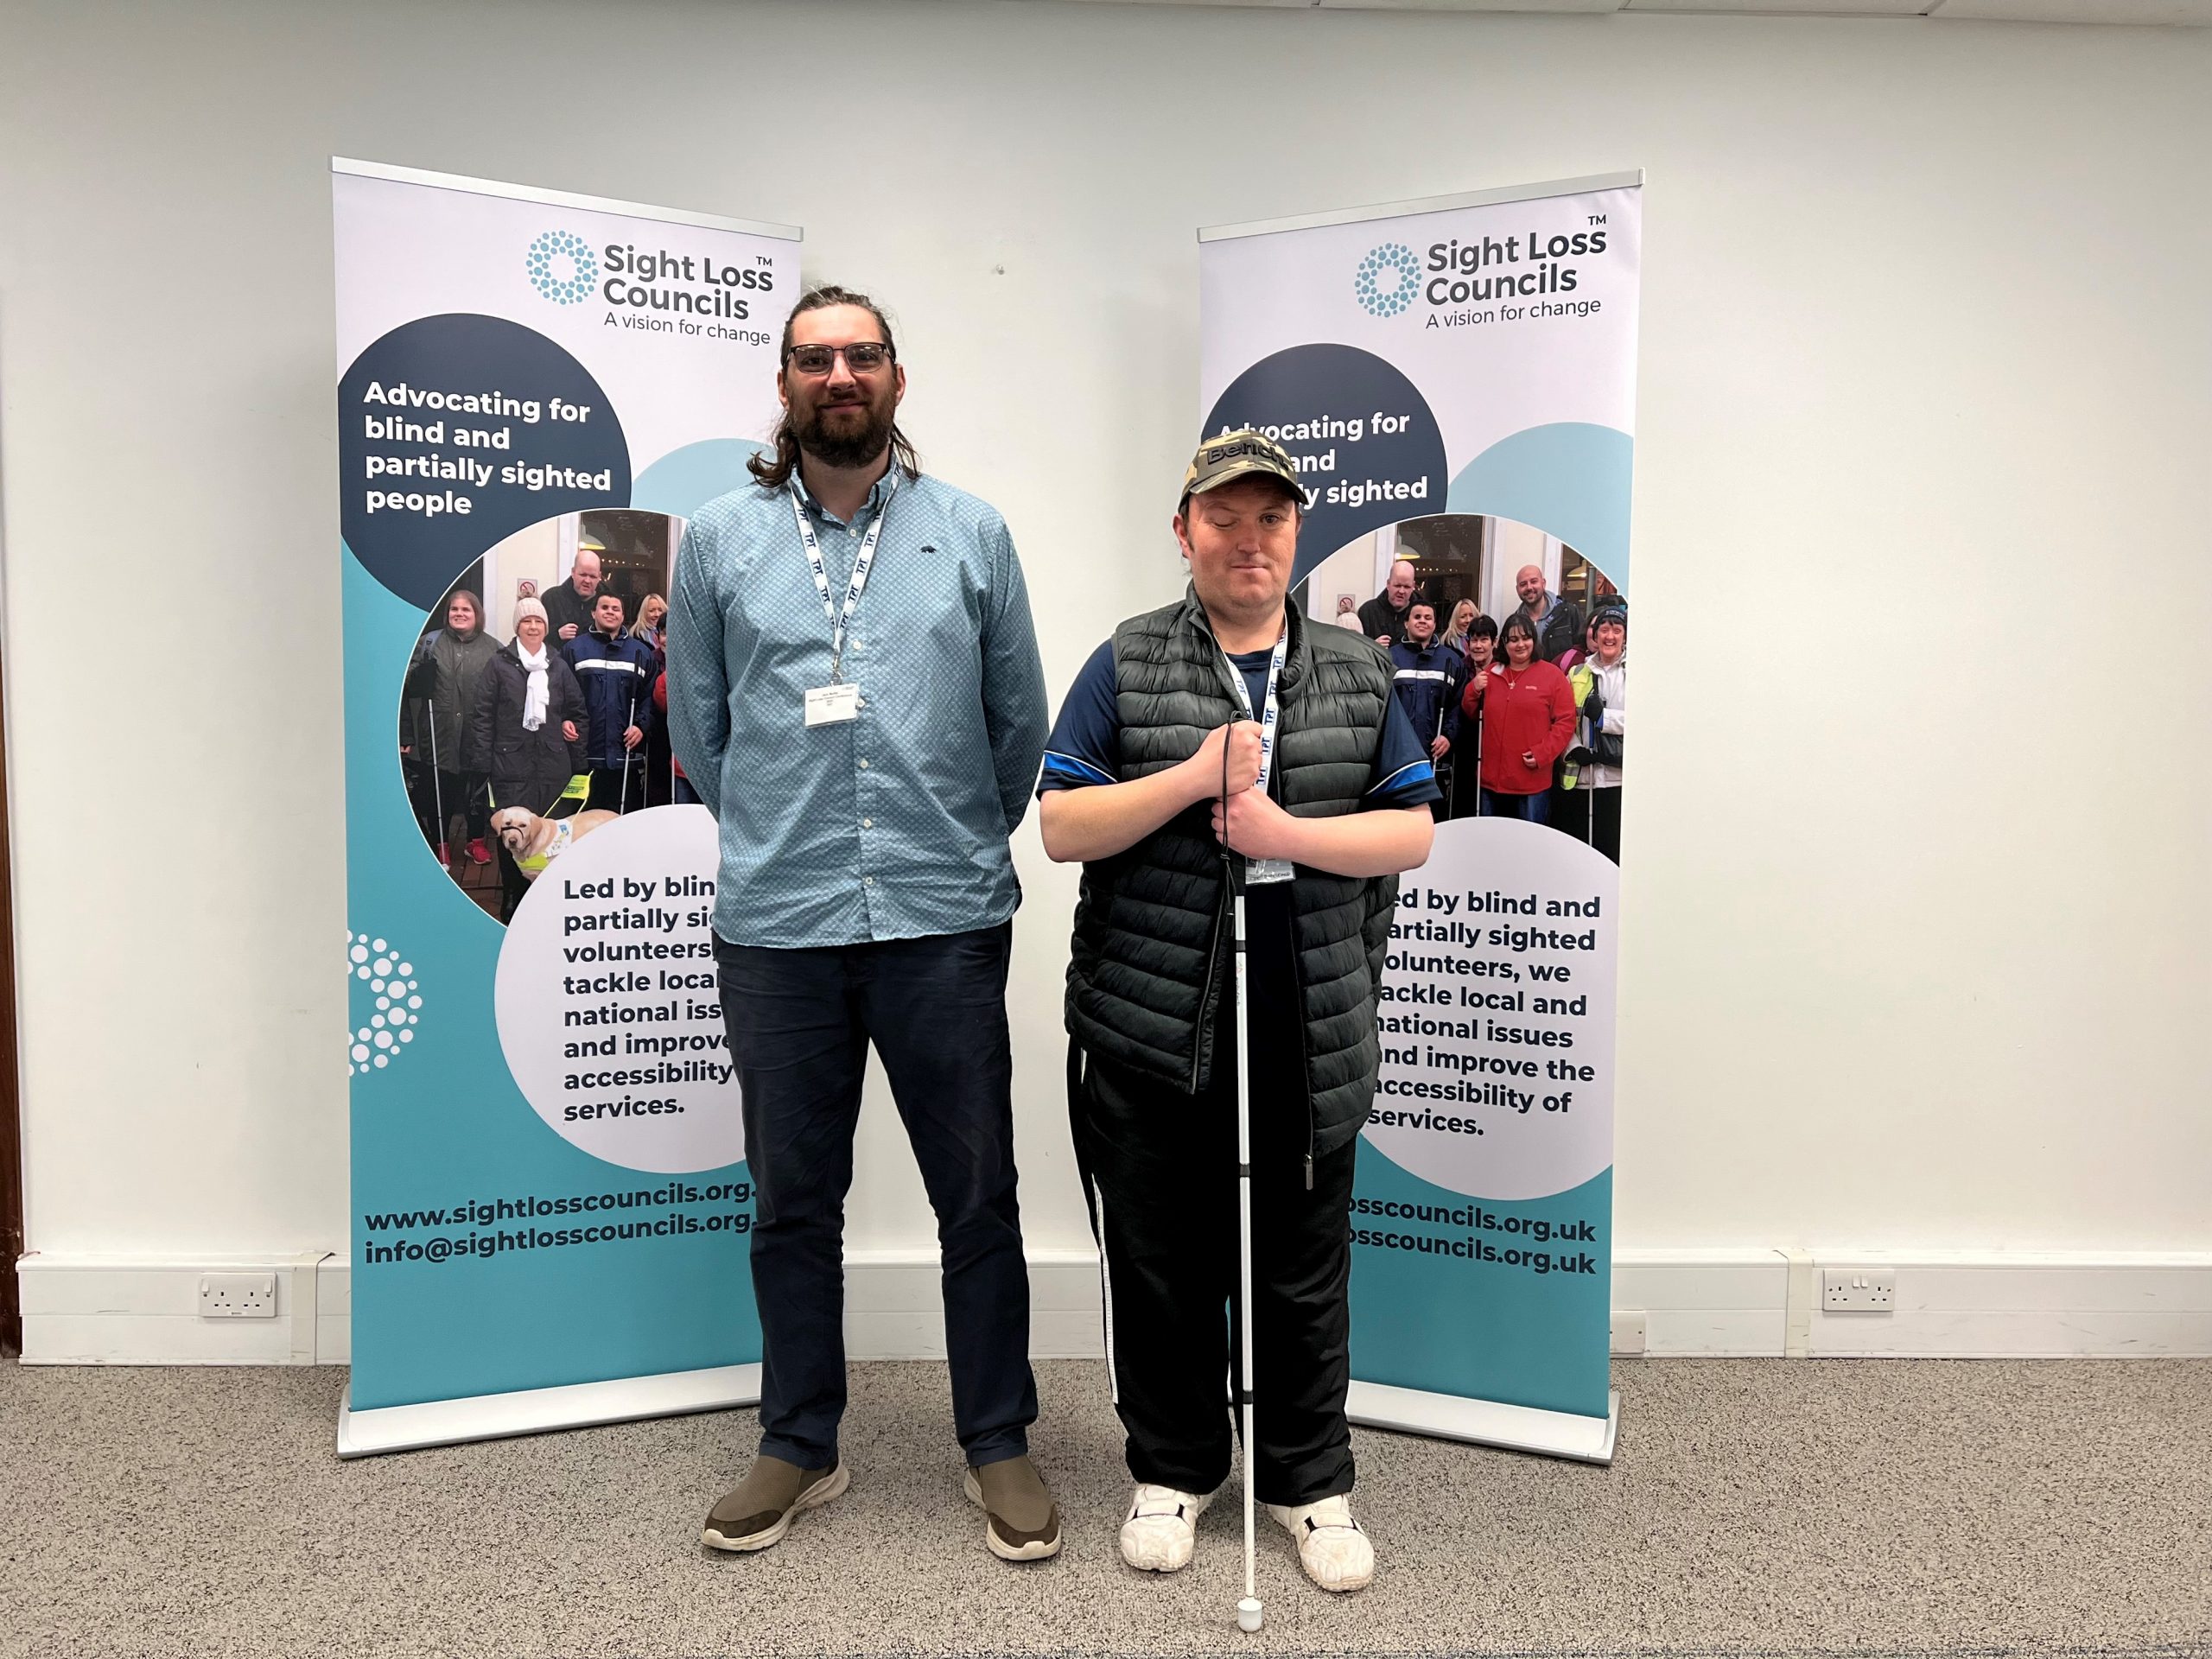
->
[1236,1598,1263,1632]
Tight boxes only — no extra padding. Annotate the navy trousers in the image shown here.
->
[713,922,1036,1471]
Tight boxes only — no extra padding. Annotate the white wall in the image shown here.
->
[3,0,2207,1287]
[1303,528,1393,626]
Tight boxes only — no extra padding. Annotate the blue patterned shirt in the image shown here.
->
[665,468,1048,948]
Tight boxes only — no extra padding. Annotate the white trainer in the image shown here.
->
[1265,1493,1375,1592]
[1118,1482,1215,1573]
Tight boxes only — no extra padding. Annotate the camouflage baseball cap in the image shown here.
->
[1180,429,1313,510]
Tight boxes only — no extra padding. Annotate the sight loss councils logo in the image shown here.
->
[1354,243,1421,318]
[526,229,599,304]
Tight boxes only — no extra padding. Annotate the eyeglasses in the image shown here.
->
[784,341,894,376]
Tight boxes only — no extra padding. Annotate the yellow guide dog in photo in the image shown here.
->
[489,804,619,879]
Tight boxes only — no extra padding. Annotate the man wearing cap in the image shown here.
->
[541,541,607,645]
[1038,430,1437,1595]
[666,285,1056,1565]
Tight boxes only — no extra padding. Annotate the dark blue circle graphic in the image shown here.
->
[339,314,631,610]
[1201,345,1447,588]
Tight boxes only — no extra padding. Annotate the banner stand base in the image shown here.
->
[337,1363,762,1459]
[1348,1380,1619,1465]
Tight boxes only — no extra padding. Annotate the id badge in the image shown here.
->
[804,683,861,728]
[1246,856,1295,886]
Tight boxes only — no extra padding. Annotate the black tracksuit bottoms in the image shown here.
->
[1072,1036,1358,1508]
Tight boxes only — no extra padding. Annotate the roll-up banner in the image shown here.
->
[332,160,798,1455]
[1200,172,1641,1463]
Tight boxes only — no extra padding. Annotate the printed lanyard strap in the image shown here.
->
[789,477,895,683]
[1223,625,1288,798]
[1224,626,1292,884]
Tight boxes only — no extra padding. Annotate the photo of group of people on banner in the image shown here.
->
[1310,521,1626,863]
[397,510,694,921]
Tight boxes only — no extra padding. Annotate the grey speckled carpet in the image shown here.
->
[3,1357,2207,1659]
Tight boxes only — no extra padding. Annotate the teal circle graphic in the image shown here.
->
[526,229,598,305]
[1354,243,1421,318]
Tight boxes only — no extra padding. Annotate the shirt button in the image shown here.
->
[862,817,873,829]
[858,759,869,769]
[864,876,874,887]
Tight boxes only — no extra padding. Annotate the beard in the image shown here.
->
[792,386,897,469]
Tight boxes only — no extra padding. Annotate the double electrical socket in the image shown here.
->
[199,1272,276,1319]
[1821,1268,1897,1313]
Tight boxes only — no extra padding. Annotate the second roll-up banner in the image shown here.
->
[1201,172,1643,1461]
[334,160,798,1454]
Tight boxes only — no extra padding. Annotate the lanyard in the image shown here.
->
[789,476,896,683]
[1221,625,1288,799]
[1222,626,1295,885]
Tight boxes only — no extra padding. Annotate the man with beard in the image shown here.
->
[666,287,1055,1566]
[1509,562,1583,667]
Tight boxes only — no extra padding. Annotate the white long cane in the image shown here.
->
[1218,711,1265,1635]
[617,680,641,815]
[1433,683,1450,819]
[425,698,449,868]
[1231,857,1262,1636]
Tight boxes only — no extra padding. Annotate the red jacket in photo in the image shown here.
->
[1464,658,1575,796]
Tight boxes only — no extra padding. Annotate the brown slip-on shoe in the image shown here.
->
[964,1454,1062,1561]
[702,1455,848,1552]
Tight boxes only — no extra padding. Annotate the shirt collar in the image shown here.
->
[791,462,899,526]
[1179,585,1307,690]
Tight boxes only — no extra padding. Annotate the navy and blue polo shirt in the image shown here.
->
[1038,639,1443,810]
[1040,634,1436,1111]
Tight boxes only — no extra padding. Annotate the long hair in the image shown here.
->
[1497,611,1539,661]
[747,285,921,490]
[1440,599,1478,650]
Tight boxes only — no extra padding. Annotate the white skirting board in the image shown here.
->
[1348,1381,1619,1465]
[16,1247,2212,1366]
[336,1363,762,1459]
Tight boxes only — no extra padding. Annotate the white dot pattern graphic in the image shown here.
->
[346,927,424,1077]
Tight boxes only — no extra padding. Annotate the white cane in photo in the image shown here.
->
[618,681,642,815]
[426,698,449,868]
[1433,690,1449,819]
